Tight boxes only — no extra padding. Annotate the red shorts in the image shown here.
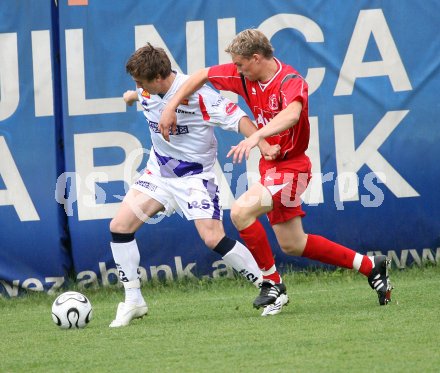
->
[259,155,311,225]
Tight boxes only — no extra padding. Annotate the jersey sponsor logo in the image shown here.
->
[225,102,238,115]
[187,199,211,210]
[135,179,158,192]
[255,107,276,127]
[268,94,279,110]
[175,125,189,134]
[175,108,195,115]
[211,96,225,107]
[148,120,189,135]
[148,120,160,133]
[141,90,151,98]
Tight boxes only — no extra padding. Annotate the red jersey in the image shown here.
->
[208,58,310,171]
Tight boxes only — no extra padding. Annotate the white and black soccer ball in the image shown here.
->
[51,291,93,329]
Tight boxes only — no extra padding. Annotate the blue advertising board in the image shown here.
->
[1,0,439,295]
[0,1,71,295]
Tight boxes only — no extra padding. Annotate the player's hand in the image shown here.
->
[159,106,177,142]
[123,90,138,106]
[227,133,261,163]
[262,144,281,161]
[257,139,280,161]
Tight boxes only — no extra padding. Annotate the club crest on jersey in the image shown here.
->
[225,102,238,116]
[141,90,151,98]
[268,94,279,110]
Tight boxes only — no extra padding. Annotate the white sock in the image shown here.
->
[124,285,144,306]
[110,240,144,305]
[222,241,262,288]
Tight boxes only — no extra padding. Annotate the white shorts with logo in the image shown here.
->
[131,171,223,221]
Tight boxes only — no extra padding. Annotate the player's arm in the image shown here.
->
[159,68,210,141]
[228,101,302,163]
[123,90,139,106]
[256,100,302,139]
[238,116,280,161]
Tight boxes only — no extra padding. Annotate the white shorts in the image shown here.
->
[131,170,223,221]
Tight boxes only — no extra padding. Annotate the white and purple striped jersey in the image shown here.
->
[138,72,247,178]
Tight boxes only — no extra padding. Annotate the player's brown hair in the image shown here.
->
[126,43,172,81]
[225,29,274,59]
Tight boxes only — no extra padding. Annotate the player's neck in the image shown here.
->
[257,58,279,83]
[159,72,176,95]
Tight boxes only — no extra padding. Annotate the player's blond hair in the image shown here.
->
[225,29,274,59]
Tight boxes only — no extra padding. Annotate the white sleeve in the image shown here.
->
[195,85,247,133]
[137,88,144,101]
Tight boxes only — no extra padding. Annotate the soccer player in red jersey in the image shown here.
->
[160,29,392,308]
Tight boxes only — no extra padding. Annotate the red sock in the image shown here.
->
[261,269,281,284]
[358,255,373,276]
[302,234,372,276]
[239,220,281,283]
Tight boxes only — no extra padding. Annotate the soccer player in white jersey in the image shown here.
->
[108,43,283,327]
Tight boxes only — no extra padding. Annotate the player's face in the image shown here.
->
[231,54,260,81]
[133,76,163,95]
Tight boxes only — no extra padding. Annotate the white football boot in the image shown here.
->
[109,301,148,328]
[261,293,289,316]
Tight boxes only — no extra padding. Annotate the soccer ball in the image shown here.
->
[51,291,93,329]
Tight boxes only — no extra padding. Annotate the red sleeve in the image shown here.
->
[207,63,244,96]
[280,76,308,109]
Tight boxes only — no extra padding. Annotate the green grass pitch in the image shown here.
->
[1,265,439,372]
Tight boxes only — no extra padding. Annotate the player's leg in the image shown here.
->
[272,217,392,305]
[109,188,165,327]
[230,182,287,308]
[193,218,261,287]
[171,174,263,286]
[230,182,281,283]
[172,174,283,313]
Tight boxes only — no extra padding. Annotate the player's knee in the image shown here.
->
[199,228,224,249]
[109,218,120,233]
[279,244,300,256]
[230,203,248,230]
[109,218,132,234]
[203,233,223,249]
[109,218,136,243]
[279,237,307,256]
